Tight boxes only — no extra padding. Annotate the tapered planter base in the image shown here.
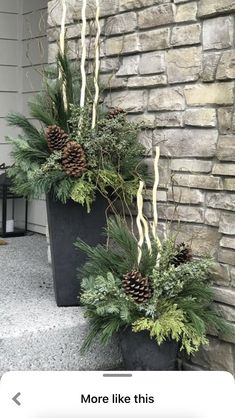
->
[46,194,107,307]
[119,327,179,371]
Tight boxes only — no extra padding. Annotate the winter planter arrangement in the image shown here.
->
[6,2,145,306]
[77,150,230,370]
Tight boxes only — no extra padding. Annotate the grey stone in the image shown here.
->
[206,192,235,211]
[198,0,235,17]
[231,268,235,287]
[217,305,235,323]
[184,108,216,127]
[116,55,139,76]
[139,51,165,75]
[172,174,223,190]
[139,28,170,52]
[0,235,122,374]
[185,83,234,106]
[153,129,218,157]
[138,4,175,29]
[100,57,120,74]
[105,33,140,56]
[148,87,185,111]
[72,0,119,19]
[128,75,167,88]
[171,24,201,47]
[167,46,202,83]
[220,237,235,250]
[219,213,235,235]
[205,209,220,227]
[217,108,234,134]
[170,159,212,173]
[145,158,170,188]
[167,186,204,204]
[99,74,127,90]
[119,0,169,12]
[217,51,235,80]
[202,53,221,82]
[203,16,234,50]
[104,90,145,113]
[193,337,234,374]
[212,163,235,176]
[158,204,204,224]
[128,113,155,127]
[105,12,137,36]
[217,136,235,162]
[175,2,197,22]
[48,0,76,26]
[155,112,183,127]
[144,189,167,202]
[213,287,235,306]
[210,263,231,287]
[224,179,235,191]
[138,130,153,156]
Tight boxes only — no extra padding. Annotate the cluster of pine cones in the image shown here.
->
[122,243,192,304]
[45,125,87,178]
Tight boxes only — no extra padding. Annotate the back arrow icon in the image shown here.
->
[12,392,21,406]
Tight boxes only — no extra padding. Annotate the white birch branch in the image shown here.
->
[91,0,101,129]
[80,0,87,109]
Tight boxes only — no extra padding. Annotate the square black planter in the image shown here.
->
[46,193,108,307]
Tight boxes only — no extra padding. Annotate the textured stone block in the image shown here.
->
[219,213,235,235]
[220,237,235,250]
[100,57,120,74]
[105,12,137,35]
[205,209,220,227]
[153,129,218,157]
[212,163,235,176]
[104,90,145,113]
[144,189,167,202]
[218,248,235,267]
[128,75,167,88]
[99,74,127,90]
[116,56,139,76]
[119,0,169,12]
[217,108,234,134]
[48,0,76,26]
[172,174,223,190]
[155,112,183,127]
[167,186,204,204]
[201,53,221,82]
[198,0,235,17]
[171,158,212,173]
[203,16,234,50]
[105,33,140,56]
[139,51,165,75]
[184,108,216,127]
[231,268,235,287]
[73,0,119,19]
[158,204,204,223]
[138,4,175,29]
[139,28,170,52]
[175,2,197,22]
[171,24,201,47]
[223,179,235,191]
[171,223,220,257]
[217,51,235,80]
[128,113,155,127]
[185,83,234,106]
[206,192,235,211]
[167,46,201,83]
[149,87,185,111]
[193,337,234,374]
[145,158,170,188]
[210,263,231,287]
[217,136,235,161]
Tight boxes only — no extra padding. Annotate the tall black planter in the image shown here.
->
[119,327,179,371]
[46,194,107,307]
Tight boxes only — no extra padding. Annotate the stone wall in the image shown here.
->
[47,0,235,374]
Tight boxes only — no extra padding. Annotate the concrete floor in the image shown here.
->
[0,234,122,375]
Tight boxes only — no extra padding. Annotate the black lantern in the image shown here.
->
[0,164,28,238]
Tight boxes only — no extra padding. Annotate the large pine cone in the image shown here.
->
[62,141,87,178]
[45,125,69,152]
[172,243,192,267]
[122,270,152,304]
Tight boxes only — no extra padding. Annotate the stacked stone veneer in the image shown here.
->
[48,0,235,374]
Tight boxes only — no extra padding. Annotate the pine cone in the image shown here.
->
[172,243,192,267]
[45,125,69,152]
[62,141,87,177]
[122,270,152,304]
[107,107,126,119]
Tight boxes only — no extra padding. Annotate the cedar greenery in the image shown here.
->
[76,217,231,354]
[6,51,145,210]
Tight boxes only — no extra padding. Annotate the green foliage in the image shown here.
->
[78,217,231,353]
[70,176,96,213]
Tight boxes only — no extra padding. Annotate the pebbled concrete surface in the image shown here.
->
[0,234,122,375]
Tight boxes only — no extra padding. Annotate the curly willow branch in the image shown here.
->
[92,0,101,129]
[80,0,87,109]
[59,0,68,111]
[136,181,152,266]
[152,146,162,250]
